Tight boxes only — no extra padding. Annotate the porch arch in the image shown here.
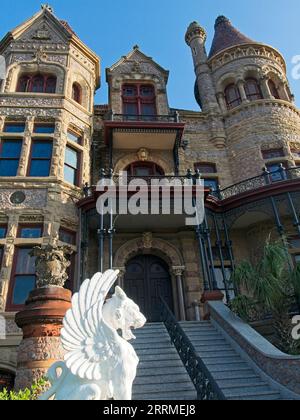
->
[113,236,186,320]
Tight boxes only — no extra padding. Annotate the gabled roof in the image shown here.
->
[106,46,169,82]
[208,16,255,59]
[0,5,100,88]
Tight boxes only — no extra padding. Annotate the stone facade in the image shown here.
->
[0,7,300,387]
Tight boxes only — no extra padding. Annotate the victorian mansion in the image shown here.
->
[0,5,300,397]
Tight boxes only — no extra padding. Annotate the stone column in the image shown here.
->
[14,244,73,390]
[172,266,186,321]
[237,79,248,103]
[260,76,273,99]
[18,117,34,177]
[216,91,228,113]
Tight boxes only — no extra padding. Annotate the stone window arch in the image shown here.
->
[17,73,57,94]
[224,83,242,109]
[114,236,184,273]
[125,161,165,176]
[72,82,82,104]
[6,62,65,95]
[69,74,91,111]
[244,78,263,101]
[114,152,173,175]
[268,79,281,100]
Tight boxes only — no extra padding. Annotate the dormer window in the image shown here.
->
[17,74,57,94]
[122,84,156,119]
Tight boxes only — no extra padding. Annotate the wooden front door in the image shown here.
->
[124,255,173,322]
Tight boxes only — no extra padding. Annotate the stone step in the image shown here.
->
[134,343,174,350]
[193,344,234,353]
[133,382,195,394]
[217,378,266,389]
[134,391,196,401]
[201,355,243,364]
[212,370,259,381]
[225,386,281,400]
[181,321,283,400]
[137,360,185,370]
[208,363,251,372]
[135,373,191,385]
[135,347,179,356]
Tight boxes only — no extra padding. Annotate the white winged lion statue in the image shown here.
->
[39,270,147,400]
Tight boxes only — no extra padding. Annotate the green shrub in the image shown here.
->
[0,378,47,401]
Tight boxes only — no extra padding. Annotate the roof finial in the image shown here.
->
[41,4,54,13]
[133,44,140,50]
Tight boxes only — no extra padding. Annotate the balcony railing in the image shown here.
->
[104,112,180,123]
[82,166,300,200]
[219,166,300,200]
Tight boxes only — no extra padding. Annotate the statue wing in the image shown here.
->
[60,270,120,381]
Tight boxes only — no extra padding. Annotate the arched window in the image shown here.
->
[17,74,57,94]
[122,84,156,119]
[72,83,82,104]
[268,80,280,100]
[224,84,242,109]
[126,162,164,177]
[245,78,263,101]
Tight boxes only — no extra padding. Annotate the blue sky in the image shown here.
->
[1,0,300,110]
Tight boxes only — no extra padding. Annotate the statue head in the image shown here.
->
[103,286,146,341]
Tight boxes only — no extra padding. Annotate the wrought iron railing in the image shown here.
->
[104,112,180,123]
[160,297,226,401]
[219,166,300,200]
[82,166,300,200]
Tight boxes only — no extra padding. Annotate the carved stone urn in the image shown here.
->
[14,245,73,390]
[31,244,73,288]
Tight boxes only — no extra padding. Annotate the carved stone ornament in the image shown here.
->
[137,148,149,162]
[142,232,153,249]
[30,244,73,288]
[39,271,147,400]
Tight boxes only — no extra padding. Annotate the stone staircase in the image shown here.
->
[180,321,283,401]
[132,323,197,400]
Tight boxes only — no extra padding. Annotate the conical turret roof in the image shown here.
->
[208,16,254,59]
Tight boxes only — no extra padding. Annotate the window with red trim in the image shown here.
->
[17,74,57,94]
[6,247,37,311]
[72,83,82,104]
[122,84,156,118]
[245,78,263,101]
[126,162,164,176]
[28,140,53,177]
[224,84,242,109]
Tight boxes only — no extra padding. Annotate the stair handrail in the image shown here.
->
[160,297,226,401]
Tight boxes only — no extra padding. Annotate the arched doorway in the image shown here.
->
[124,255,174,322]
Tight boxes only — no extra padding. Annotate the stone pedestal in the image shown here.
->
[14,287,71,390]
[201,290,224,320]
